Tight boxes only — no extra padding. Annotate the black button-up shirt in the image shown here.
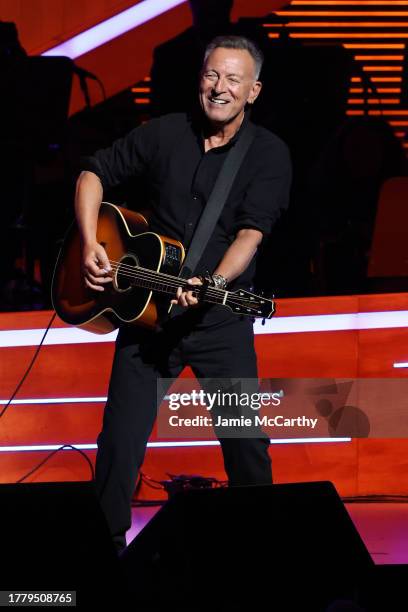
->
[81,111,292,291]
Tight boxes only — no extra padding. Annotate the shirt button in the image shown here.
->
[192,194,199,200]
[187,222,193,227]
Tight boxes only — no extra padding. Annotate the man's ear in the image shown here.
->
[248,81,262,105]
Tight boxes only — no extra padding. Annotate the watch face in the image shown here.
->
[213,275,227,289]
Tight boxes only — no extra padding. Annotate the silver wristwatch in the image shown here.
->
[211,274,228,289]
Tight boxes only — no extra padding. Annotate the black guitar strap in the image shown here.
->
[169,120,256,317]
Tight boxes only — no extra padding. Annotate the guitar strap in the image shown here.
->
[169,119,256,318]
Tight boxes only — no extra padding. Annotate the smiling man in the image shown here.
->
[75,36,292,555]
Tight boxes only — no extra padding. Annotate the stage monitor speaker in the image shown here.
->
[0,481,124,608]
[121,481,374,610]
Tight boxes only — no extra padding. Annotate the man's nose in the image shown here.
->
[212,78,226,94]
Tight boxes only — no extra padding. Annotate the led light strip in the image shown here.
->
[41,0,187,59]
[393,362,408,368]
[0,394,242,405]
[0,438,351,452]
[0,397,106,405]
[2,310,408,347]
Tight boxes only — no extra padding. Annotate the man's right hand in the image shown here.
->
[82,241,113,292]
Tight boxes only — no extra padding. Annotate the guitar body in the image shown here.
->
[52,203,185,333]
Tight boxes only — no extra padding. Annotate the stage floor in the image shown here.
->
[128,501,408,565]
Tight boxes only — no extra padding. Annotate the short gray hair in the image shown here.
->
[203,35,264,80]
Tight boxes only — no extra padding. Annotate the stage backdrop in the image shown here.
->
[0,0,287,115]
[1,293,408,499]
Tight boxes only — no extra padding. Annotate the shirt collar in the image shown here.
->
[191,109,251,154]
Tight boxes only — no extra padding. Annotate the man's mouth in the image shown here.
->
[208,97,229,105]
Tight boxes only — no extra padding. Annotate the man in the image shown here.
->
[76,35,292,554]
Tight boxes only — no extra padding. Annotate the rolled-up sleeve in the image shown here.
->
[79,118,160,191]
[233,136,292,237]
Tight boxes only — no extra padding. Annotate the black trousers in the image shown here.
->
[94,306,272,552]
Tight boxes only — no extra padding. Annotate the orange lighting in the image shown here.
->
[348,98,400,104]
[362,66,403,71]
[349,87,402,93]
[390,121,408,125]
[351,77,362,82]
[267,22,408,27]
[354,55,404,60]
[134,98,150,104]
[395,131,406,137]
[143,77,151,82]
[287,33,408,38]
[292,1,408,4]
[346,110,365,115]
[131,87,150,93]
[344,44,405,48]
[371,77,402,81]
[369,110,408,115]
[275,11,408,16]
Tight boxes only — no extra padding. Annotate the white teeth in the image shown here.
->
[210,98,228,104]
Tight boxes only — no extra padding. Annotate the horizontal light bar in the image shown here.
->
[292,1,408,4]
[393,362,408,368]
[0,395,204,405]
[371,76,402,81]
[0,397,106,405]
[363,66,403,71]
[348,98,400,103]
[3,309,408,347]
[287,33,408,38]
[349,88,402,92]
[344,43,406,48]
[276,11,408,16]
[0,327,118,347]
[368,109,408,114]
[0,438,351,452]
[354,55,404,59]
[41,0,187,59]
[268,21,408,26]
[253,310,408,335]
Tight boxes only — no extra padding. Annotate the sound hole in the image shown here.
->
[114,253,138,293]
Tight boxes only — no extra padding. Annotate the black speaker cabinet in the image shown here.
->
[0,481,124,608]
[121,481,374,610]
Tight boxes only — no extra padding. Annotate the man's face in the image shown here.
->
[199,47,262,126]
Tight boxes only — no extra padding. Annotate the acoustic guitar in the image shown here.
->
[51,202,275,334]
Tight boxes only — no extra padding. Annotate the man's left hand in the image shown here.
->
[170,277,203,308]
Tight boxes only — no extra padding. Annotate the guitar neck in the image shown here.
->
[109,259,273,318]
[111,260,227,306]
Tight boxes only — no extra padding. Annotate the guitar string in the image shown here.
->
[106,264,265,311]
[108,264,224,299]
[106,257,260,296]
[106,258,225,294]
[105,259,268,307]
[99,264,266,313]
